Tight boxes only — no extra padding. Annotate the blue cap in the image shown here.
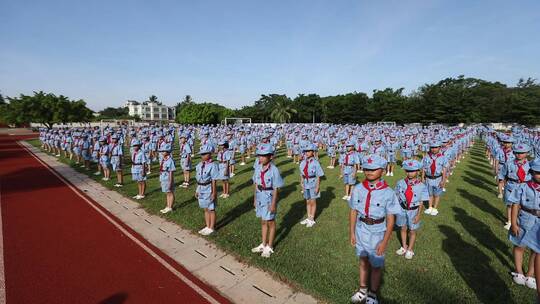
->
[218,140,227,146]
[373,136,382,141]
[513,143,530,153]
[198,145,213,154]
[131,139,141,147]
[430,141,441,148]
[179,133,186,138]
[362,154,387,170]
[530,158,540,172]
[303,143,317,152]
[256,143,275,155]
[99,136,107,142]
[346,140,355,147]
[111,134,118,140]
[402,159,422,171]
[158,143,172,152]
[501,136,515,143]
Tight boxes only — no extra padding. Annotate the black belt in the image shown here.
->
[132,163,143,165]
[112,154,119,156]
[426,175,442,179]
[507,178,525,183]
[303,175,317,178]
[521,206,540,217]
[257,185,274,191]
[219,161,228,163]
[359,217,385,225]
[400,202,420,210]
[344,164,355,166]
[198,181,211,186]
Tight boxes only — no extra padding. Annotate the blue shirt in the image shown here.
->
[299,157,324,189]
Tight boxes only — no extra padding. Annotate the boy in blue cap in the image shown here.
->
[159,143,175,214]
[178,134,192,188]
[395,159,429,260]
[195,145,219,236]
[251,143,284,258]
[98,137,111,181]
[130,139,147,200]
[349,154,400,304]
[216,141,231,199]
[109,135,124,187]
[508,158,540,291]
[496,136,515,199]
[299,143,325,228]
[341,140,360,201]
[422,141,447,216]
[501,143,532,230]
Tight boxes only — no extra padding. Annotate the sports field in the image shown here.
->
[28,139,536,303]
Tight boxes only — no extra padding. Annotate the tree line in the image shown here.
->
[175,76,540,125]
[2,75,539,127]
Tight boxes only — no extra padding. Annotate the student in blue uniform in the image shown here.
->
[341,140,360,201]
[109,135,124,187]
[98,137,111,181]
[195,145,219,236]
[508,158,540,291]
[130,139,147,200]
[159,143,175,214]
[81,134,91,170]
[422,141,447,216]
[299,143,325,228]
[216,141,231,199]
[349,154,400,304]
[251,143,284,258]
[394,159,429,260]
[178,134,192,188]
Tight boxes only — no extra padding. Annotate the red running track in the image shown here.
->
[0,135,231,304]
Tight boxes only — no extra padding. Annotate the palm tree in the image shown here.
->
[148,95,161,105]
[270,100,297,123]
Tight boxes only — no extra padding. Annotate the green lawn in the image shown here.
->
[28,139,536,303]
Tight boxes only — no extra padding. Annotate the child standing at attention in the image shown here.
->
[299,143,324,228]
[341,140,360,201]
[251,143,284,258]
[195,145,219,236]
[159,143,175,214]
[394,159,429,260]
[349,154,400,304]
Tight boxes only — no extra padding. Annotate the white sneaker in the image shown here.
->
[405,250,415,260]
[385,172,389,176]
[261,246,274,258]
[230,173,235,177]
[306,220,316,228]
[329,166,334,169]
[160,207,172,214]
[147,170,151,175]
[300,218,310,225]
[525,276,537,289]
[201,228,214,236]
[512,272,526,285]
[137,195,145,199]
[222,194,229,198]
[94,172,101,175]
[198,227,209,235]
[114,183,123,188]
[442,188,446,192]
[102,177,109,181]
[240,162,246,166]
[342,195,349,200]
[390,172,394,176]
[251,243,265,253]
[350,291,367,303]
[431,209,439,216]
[132,195,141,199]
[219,193,225,198]
[497,193,503,199]
[366,295,379,304]
[327,166,332,169]
[504,222,511,230]
[424,208,433,215]
[396,247,407,255]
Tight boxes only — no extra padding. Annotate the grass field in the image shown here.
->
[28,139,536,303]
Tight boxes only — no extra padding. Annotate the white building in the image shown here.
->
[125,100,176,121]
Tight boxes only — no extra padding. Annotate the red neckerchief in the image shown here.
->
[132,150,138,163]
[361,180,389,218]
[260,163,271,188]
[527,181,540,192]
[180,142,185,155]
[404,178,420,208]
[516,159,527,182]
[345,151,353,165]
[429,152,441,176]
[200,159,213,177]
[502,146,511,163]
[303,158,312,178]
[160,155,169,172]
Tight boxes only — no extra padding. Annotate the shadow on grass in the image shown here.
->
[439,224,514,304]
[457,189,506,223]
[452,206,512,269]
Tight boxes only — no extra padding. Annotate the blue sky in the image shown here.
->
[1,0,539,111]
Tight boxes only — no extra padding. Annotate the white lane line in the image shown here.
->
[18,142,222,304]
[0,181,6,304]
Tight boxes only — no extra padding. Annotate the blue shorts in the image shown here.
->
[303,188,320,200]
[387,154,396,163]
[198,192,216,211]
[503,182,519,206]
[111,161,122,171]
[180,157,191,171]
[426,177,443,197]
[355,230,385,268]
[161,180,174,193]
[256,201,276,221]
[132,172,146,182]
[100,159,110,168]
[509,211,540,253]
[396,209,421,230]
[343,172,356,185]
[82,151,91,161]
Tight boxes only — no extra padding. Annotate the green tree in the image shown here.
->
[270,99,297,123]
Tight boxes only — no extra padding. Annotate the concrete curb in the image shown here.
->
[22,141,319,304]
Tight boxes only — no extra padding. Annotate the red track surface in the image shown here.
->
[0,135,230,304]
